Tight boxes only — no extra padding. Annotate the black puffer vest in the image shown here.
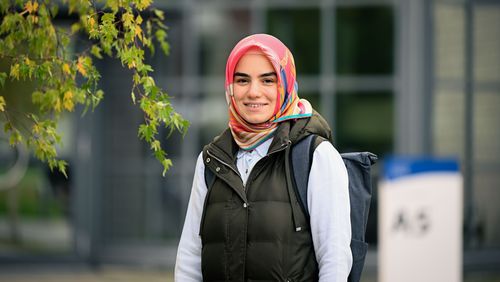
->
[200,112,332,282]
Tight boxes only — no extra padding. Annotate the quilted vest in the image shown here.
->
[200,118,327,282]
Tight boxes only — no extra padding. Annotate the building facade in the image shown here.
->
[0,0,499,273]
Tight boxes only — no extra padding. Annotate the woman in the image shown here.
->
[175,34,352,282]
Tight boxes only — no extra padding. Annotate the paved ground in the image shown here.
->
[0,271,173,282]
[0,265,174,282]
[0,265,499,282]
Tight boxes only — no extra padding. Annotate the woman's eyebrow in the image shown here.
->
[259,72,277,78]
[234,72,277,77]
[234,72,250,77]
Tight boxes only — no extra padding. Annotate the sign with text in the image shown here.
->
[379,157,462,282]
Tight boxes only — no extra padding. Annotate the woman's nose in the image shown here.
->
[247,82,261,98]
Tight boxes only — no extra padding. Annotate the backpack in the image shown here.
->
[203,134,377,282]
[291,134,377,282]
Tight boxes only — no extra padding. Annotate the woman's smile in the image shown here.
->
[244,102,269,108]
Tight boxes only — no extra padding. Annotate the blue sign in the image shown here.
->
[384,156,459,181]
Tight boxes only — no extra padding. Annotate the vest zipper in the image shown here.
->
[206,149,249,205]
[206,149,242,178]
[239,140,291,193]
[245,140,291,187]
[207,141,290,187]
[266,140,291,156]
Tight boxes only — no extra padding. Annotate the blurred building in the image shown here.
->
[0,0,499,276]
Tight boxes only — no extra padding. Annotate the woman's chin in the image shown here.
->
[242,115,272,125]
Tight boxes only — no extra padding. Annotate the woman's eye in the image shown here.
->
[236,78,249,84]
[263,78,276,84]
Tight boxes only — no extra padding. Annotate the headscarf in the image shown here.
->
[225,34,313,150]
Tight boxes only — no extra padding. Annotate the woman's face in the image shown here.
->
[233,50,278,124]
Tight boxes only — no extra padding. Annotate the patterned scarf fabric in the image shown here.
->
[225,34,313,150]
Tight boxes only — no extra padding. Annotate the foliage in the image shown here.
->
[0,0,188,176]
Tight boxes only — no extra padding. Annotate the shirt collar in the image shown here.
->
[236,137,273,159]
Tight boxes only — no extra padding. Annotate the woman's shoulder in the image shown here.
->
[314,139,341,157]
[203,128,233,148]
[202,127,239,159]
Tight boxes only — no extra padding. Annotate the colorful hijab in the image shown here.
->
[225,34,312,150]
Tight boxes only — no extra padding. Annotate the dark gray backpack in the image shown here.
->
[291,134,377,282]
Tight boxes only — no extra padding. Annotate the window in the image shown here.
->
[267,8,320,75]
[336,6,394,75]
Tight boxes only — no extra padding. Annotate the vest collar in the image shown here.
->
[209,121,294,163]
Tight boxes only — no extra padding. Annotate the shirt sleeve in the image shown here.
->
[308,141,353,282]
[174,152,206,282]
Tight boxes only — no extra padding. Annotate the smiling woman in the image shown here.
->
[175,34,352,282]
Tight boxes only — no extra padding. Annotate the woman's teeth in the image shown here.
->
[247,103,264,108]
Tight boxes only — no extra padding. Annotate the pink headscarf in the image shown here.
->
[225,34,312,150]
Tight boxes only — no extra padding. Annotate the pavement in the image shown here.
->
[0,264,499,282]
[0,264,174,282]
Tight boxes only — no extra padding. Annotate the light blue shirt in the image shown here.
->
[236,138,273,186]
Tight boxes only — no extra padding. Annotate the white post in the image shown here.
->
[379,157,463,282]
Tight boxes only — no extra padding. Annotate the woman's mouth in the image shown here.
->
[244,103,267,108]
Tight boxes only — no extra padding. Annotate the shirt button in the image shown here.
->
[215,167,220,172]
[206,157,211,163]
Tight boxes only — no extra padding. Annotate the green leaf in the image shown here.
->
[150,140,161,151]
[32,90,43,105]
[91,45,103,59]
[133,72,140,85]
[71,23,81,34]
[134,0,151,11]
[92,89,104,110]
[4,122,12,133]
[122,12,134,28]
[10,63,20,80]
[0,72,7,88]
[181,120,190,135]
[138,123,154,142]
[138,64,153,74]
[155,29,170,55]
[9,129,22,146]
[153,9,164,20]
[0,95,4,112]
[131,90,136,104]
[58,160,68,178]
[161,158,172,177]
[49,4,59,17]
[60,32,71,48]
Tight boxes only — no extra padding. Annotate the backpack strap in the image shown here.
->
[290,134,319,217]
[200,149,217,236]
[204,164,216,190]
